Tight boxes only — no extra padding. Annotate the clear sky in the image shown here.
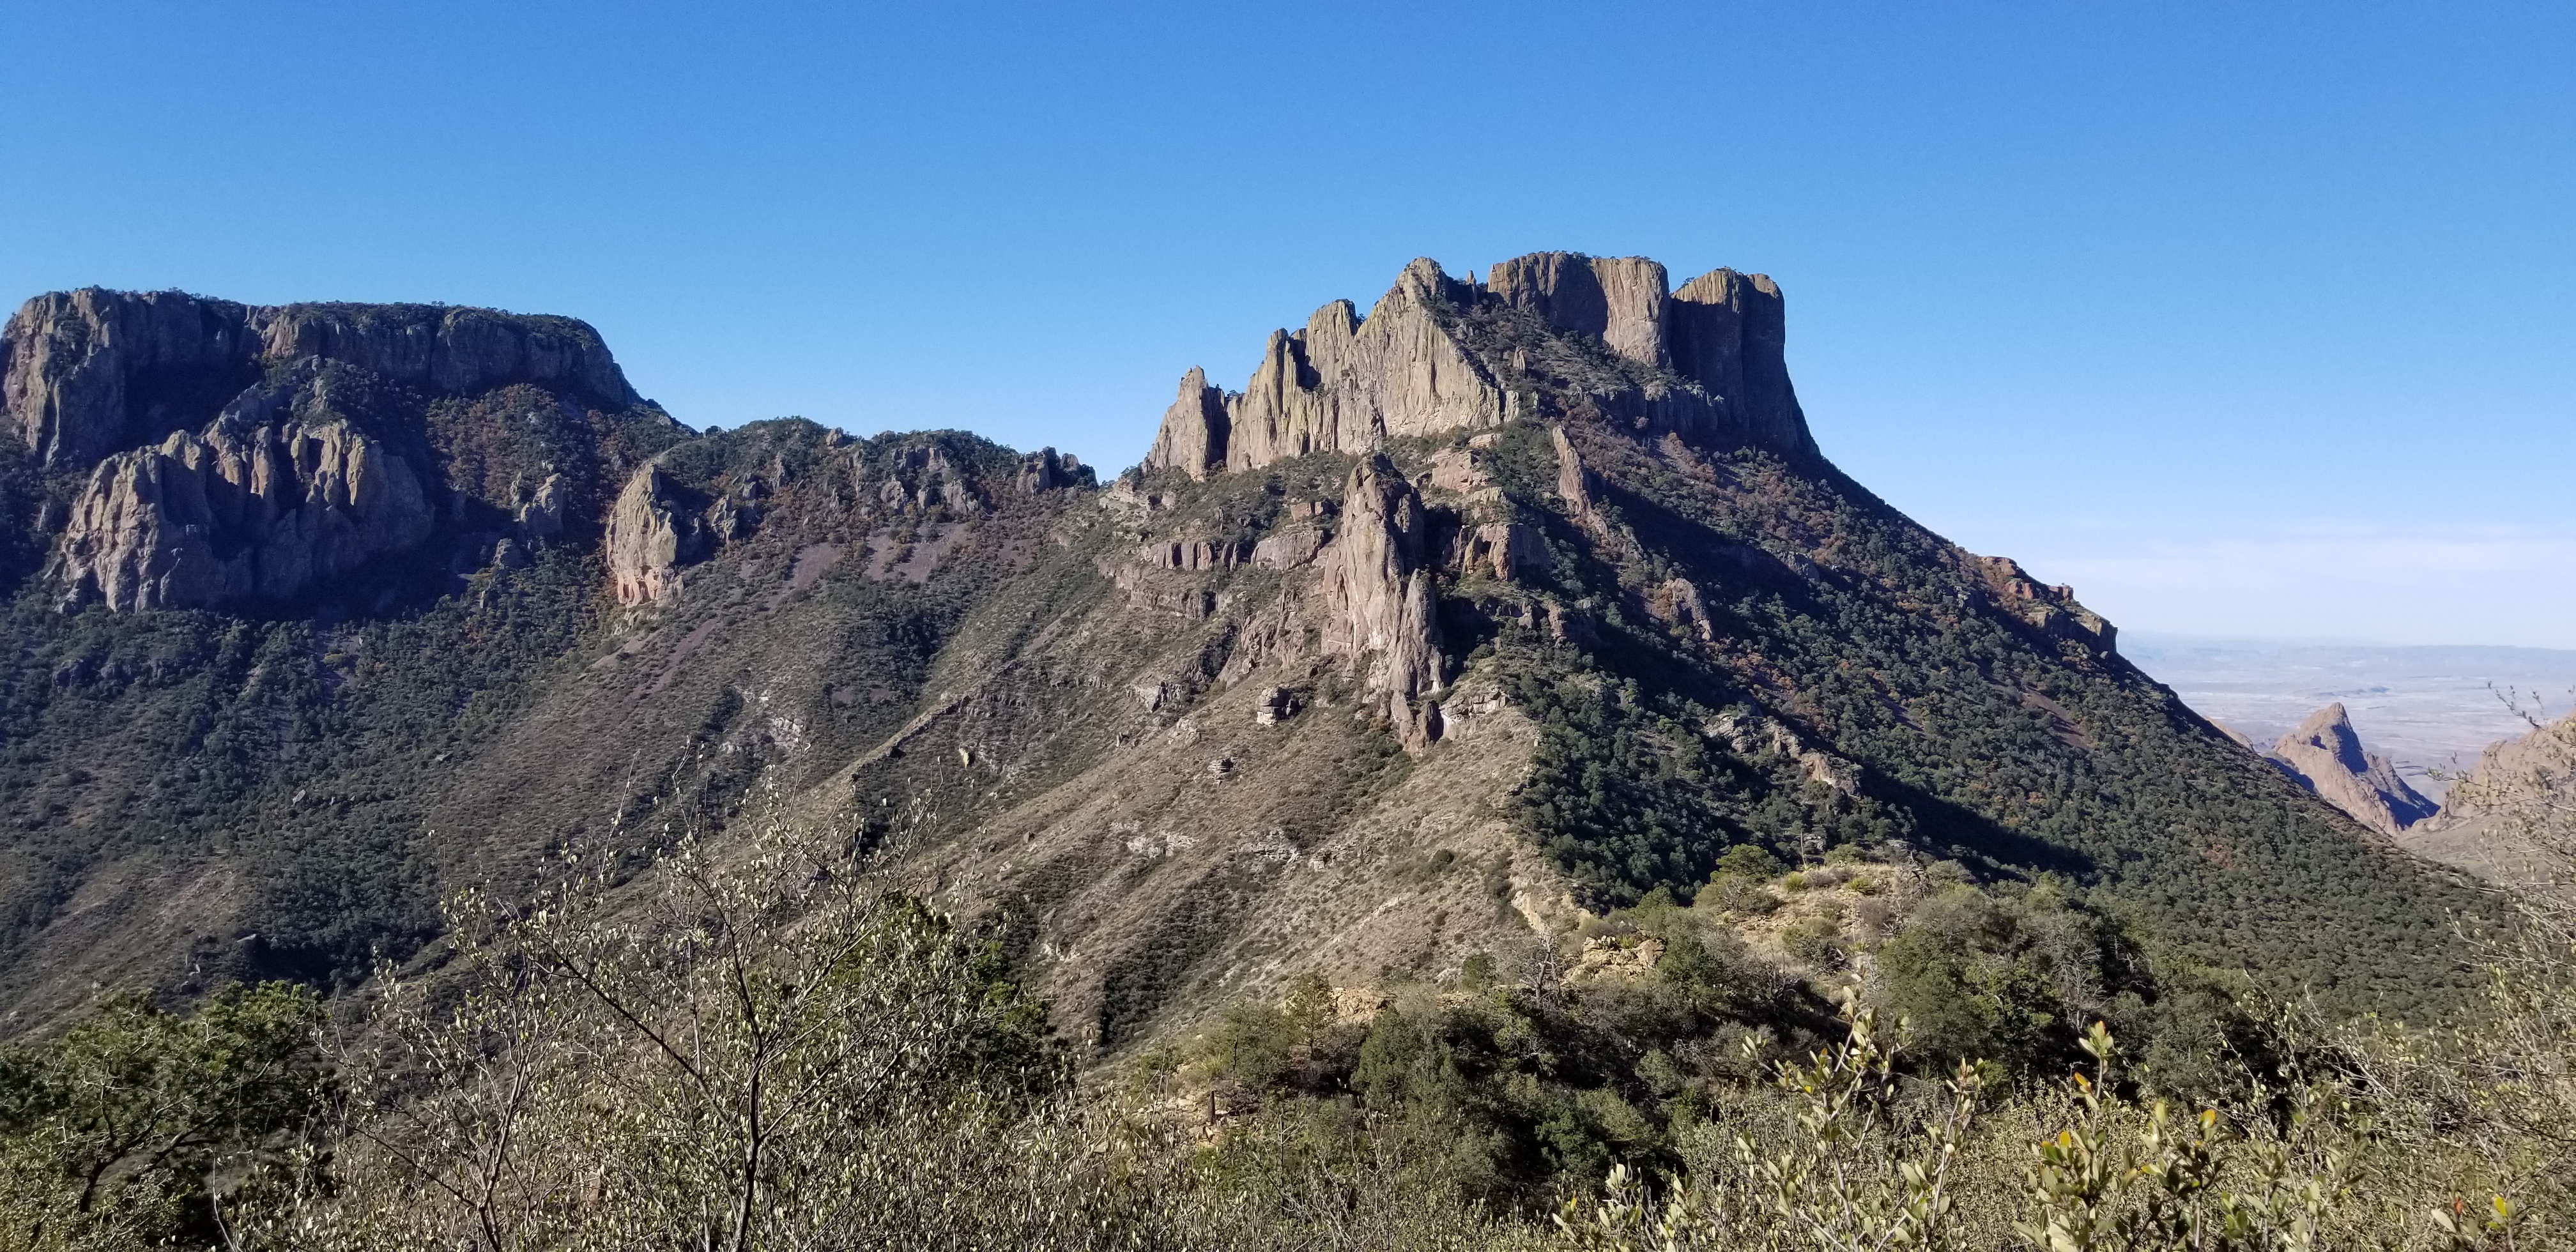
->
[4,3,2570,645]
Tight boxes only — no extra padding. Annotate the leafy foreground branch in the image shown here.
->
[7,813,2574,1250]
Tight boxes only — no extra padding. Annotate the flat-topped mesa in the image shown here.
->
[4,289,642,470]
[1144,252,1818,477]
[8,287,671,611]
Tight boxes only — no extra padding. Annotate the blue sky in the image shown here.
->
[4,2,2570,645]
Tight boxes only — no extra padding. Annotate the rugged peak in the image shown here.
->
[2265,702,2439,837]
[1146,367,1227,480]
[1140,251,1818,478]
[2278,703,2366,773]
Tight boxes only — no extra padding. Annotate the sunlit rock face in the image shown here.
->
[1143,252,1818,480]
[5,287,666,610]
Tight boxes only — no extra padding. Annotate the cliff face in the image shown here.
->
[1144,252,1818,480]
[4,288,676,611]
[50,365,438,610]
[4,289,264,469]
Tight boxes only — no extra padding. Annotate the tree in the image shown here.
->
[0,983,323,1251]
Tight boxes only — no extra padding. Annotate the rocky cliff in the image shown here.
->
[4,288,678,611]
[1143,252,1820,480]
[2261,703,2439,837]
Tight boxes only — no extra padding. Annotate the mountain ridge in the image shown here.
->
[0,253,2490,1043]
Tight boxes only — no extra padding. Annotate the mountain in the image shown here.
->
[2253,703,2440,836]
[0,258,2488,1041]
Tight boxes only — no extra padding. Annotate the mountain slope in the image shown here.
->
[0,259,2488,1042]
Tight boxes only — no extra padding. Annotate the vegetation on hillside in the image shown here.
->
[6,786,2566,1250]
[1447,417,2487,1021]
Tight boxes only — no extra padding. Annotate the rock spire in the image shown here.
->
[2264,703,2439,837]
[1321,454,1446,744]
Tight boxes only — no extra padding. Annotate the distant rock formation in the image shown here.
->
[1970,555,2117,652]
[5,289,639,471]
[605,464,705,606]
[1143,252,1819,480]
[1488,253,1671,367]
[2264,703,2439,837]
[1321,454,1445,745]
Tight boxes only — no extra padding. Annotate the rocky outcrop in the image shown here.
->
[1251,527,1328,570]
[865,444,986,517]
[2396,714,2573,883]
[4,289,642,473]
[1321,454,1445,744]
[1453,523,1549,581]
[1146,261,1503,477]
[1972,556,2117,653]
[11,288,676,611]
[4,290,263,468]
[514,473,569,538]
[49,366,438,609]
[1650,577,1715,641]
[1552,425,1598,522]
[1144,253,1820,479]
[606,464,705,606]
[2266,703,2439,837]
[1144,369,1227,480]
[1667,268,1813,457]
[1017,447,1087,494]
[1488,253,1671,368]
